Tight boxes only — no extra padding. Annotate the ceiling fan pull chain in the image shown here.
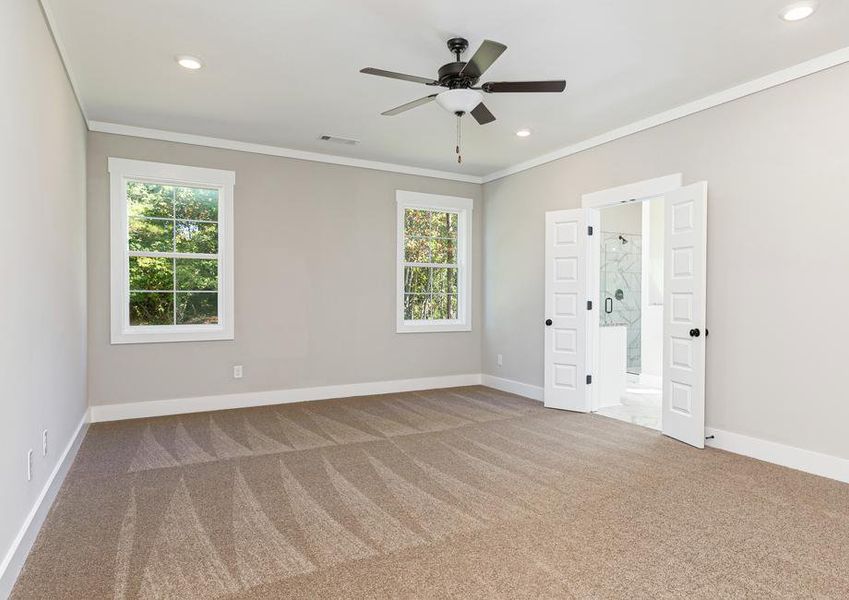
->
[456,115,462,164]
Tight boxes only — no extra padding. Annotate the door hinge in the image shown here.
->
[587,225,593,236]
[587,300,592,310]
[586,374,592,385]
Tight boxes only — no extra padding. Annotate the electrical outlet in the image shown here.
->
[497,354,503,367]
[233,365,243,379]
[42,430,48,456]
[27,449,33,482]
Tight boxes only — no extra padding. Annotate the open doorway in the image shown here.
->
[543,174,708,448]
[594,198,664,430]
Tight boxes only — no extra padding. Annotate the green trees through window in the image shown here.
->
[127,182,219,326]
[403,208,459,320]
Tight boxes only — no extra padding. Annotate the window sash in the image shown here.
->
[129,215,218,225]
[128,251,218,260]
[130,290,217,294]
[125,252,221,327]
[403,261,459,268]
[402,208,462,322]
[125,182,222,328]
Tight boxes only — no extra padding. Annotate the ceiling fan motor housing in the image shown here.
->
[438,61,477,88]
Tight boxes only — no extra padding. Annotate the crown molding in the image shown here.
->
[39,0,88,123]
[481,45,849,183]
[88,122,484,184]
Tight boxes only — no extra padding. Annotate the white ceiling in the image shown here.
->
[48,0,849,177]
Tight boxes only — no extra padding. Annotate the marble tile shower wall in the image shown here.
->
[600,232,642,373]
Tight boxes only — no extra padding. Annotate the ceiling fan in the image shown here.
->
[361,37,566,123]
[360,37,566,163]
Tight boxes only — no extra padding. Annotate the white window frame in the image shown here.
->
[108,158,235,344]
[396,190,473,333]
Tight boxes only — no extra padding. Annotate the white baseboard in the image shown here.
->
[0,413,88,598]
[89,374,483,422]
[481,374,544,402]
[706,427,849,484]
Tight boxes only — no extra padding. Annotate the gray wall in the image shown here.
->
[0,0,88,591]
[482,63,849,460]
[600,202,642,235]
[87,133,482,406]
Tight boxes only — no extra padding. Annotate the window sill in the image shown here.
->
[111,325,233,345]
[396,321,471,334]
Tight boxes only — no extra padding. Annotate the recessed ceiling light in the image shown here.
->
[176,55,203,70]
[516,129,531,137]
[780,1,817,21]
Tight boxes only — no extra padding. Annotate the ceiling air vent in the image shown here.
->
[319,134,360,145]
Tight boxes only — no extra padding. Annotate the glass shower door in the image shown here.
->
[600,232,642,373]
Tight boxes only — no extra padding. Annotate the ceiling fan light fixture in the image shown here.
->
[435,89,483,115]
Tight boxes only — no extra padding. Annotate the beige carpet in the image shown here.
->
[11,386,849,599]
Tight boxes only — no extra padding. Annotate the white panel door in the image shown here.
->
[662,182,707,447]
[544,209,595,412]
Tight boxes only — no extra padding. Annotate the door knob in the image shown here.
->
[545,319,553,326]
[689,328,701,337]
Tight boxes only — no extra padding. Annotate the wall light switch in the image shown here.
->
[233,365,243,379]
[497,354,503,366]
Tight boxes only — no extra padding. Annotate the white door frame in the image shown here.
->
[581,174,684,413]
[581,174,683,210]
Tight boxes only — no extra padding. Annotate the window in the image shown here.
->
[396,191,472,333]
[109,158,235,344]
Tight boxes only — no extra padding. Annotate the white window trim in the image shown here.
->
[396,190,473,333]
[108,158,235,344]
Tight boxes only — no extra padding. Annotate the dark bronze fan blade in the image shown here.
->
[460,40,507,79]
[482,80,567,93]
[360,68,438,86]
[381,95,438,116]
[470,102,495,125]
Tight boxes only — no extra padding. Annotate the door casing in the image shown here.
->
[573,174,708,448]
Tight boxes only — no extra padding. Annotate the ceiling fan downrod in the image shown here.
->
[447,37,468,63]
